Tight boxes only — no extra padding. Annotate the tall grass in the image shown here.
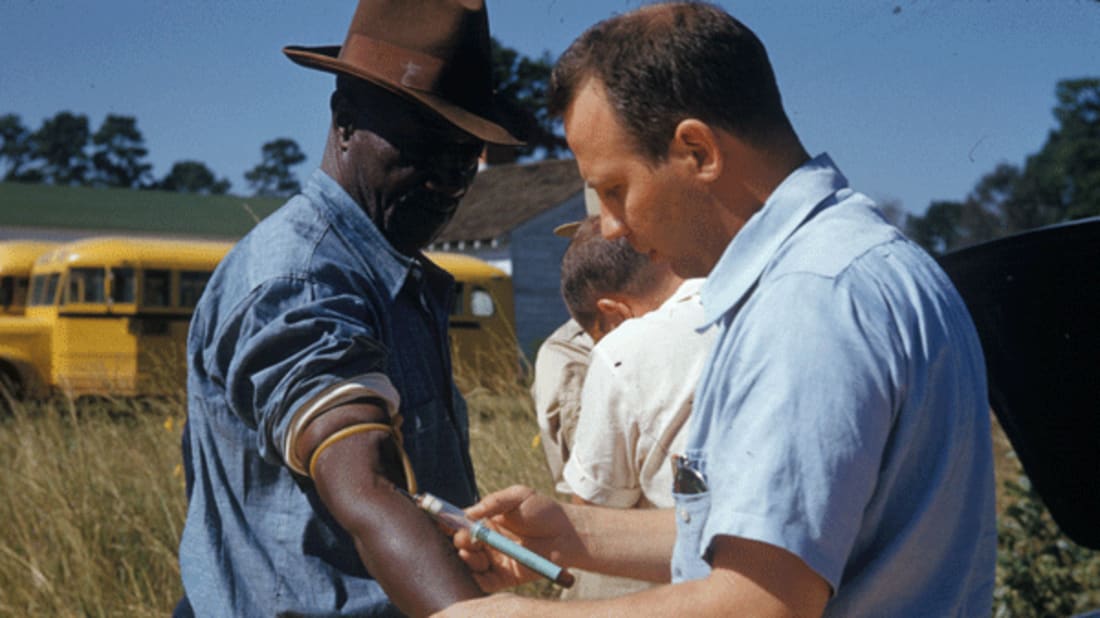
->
[0,345,556,615]
[3,362,1095,615]
[0,395,187,616]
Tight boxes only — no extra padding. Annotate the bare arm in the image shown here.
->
[440,534,830,617]
[455,486,674,589]
[297,404,483,616]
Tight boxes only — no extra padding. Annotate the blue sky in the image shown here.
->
[2,1,1098,216]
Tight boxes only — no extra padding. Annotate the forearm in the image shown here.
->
[303,405,483,615]
[438,537,829,618]
[566,503,675,582]
[317,455,483,615]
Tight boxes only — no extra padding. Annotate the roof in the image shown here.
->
[425,251,509,280]
[34,236,233,271]
[434,158,583,243]
[0,241,60,275]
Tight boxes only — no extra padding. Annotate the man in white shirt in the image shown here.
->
[555,215,717,599]
[560,216,715,510]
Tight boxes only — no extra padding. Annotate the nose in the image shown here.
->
[599,208,628,241]
[425,155,478,199]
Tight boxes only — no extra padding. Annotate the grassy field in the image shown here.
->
[0,370,558,615]
[0,181,283,238]
[1,381,1097,616]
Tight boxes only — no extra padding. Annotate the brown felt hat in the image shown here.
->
[284,0,521,146]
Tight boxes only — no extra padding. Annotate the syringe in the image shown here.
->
[403,489,575,588]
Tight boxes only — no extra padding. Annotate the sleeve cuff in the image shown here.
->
[282,373,401,475]
[562,458,640,508]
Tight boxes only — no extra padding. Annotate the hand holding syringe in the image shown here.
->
[399,488,575,588]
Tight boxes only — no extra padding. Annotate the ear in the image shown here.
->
[331,91,356,145]
[670,119,722,182]
[335,111,355,145]
[595,297,633,333]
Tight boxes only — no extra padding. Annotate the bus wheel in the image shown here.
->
[0,367,25,415]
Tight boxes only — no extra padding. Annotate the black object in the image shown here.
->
[938,216,1100,550]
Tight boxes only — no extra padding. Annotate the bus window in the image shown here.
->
[15,277,29,308]
[111,267,135,303]
[143,269,171,307]
[31,271,62,305]
[40,273,60,306]
[30,275,44,306]
[0,277,12,310]
[470,287,495,317]
[179,271,210,308]
[451,282,465,315]
[65,268,107,304]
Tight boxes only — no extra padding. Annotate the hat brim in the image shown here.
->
[284,45,523,146]
[553,221,582,238]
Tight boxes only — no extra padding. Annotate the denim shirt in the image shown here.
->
[672,155,996,616]
[178,169,478,617]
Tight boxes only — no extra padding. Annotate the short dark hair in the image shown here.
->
[560,216,665,330]
[549,2,790,161]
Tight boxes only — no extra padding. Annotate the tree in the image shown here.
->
[32,111,91,185]
[90,114,153,188]
[244,138,306,197]
[1041,78,1100,222]
[157,160,230,195]
[907,77,1100,253]
[0,113,40,182]
[488,38,567,162]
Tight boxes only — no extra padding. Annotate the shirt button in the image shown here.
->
[679,508,691,523]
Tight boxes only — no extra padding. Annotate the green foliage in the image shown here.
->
[994,478,1100,616]
[90,114,153,188]
[32,111,91,185]
[489,38,567,161]
[907,78,1100,254]
[157,160,231,195]
[0,113,38,182]
[244,137,307,197]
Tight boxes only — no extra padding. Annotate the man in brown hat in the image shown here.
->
[176,1,520,616]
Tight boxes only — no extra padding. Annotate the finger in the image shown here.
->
[463,485,534,520]
[456,547,489,574]
[452,527,481,551]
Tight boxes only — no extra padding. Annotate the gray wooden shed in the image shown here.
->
[428,159,585,357]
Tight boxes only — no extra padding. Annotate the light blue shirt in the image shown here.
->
[178,169,477,617]
[670,154,996,616]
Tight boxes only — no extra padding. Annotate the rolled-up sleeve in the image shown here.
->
[209,276,390,467]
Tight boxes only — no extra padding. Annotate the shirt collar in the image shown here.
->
[666,277,706,308]
[303,169,414,300]
[701,153,848,326]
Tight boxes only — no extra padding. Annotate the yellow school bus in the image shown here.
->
[0,240,59,316]
[0,236,232,398]
[0,240,517,400]
[426,251,520,387]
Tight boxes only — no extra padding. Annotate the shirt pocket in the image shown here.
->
[671,450,712,583]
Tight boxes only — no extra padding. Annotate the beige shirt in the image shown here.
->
[564,278,715,509]
[531,319,593,494]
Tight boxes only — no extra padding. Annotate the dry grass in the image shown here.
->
[1,360,1086,614]
[0,345,556,615]
[0,395,187,616]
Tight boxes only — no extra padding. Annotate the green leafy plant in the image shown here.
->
[994,477,1100,617]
